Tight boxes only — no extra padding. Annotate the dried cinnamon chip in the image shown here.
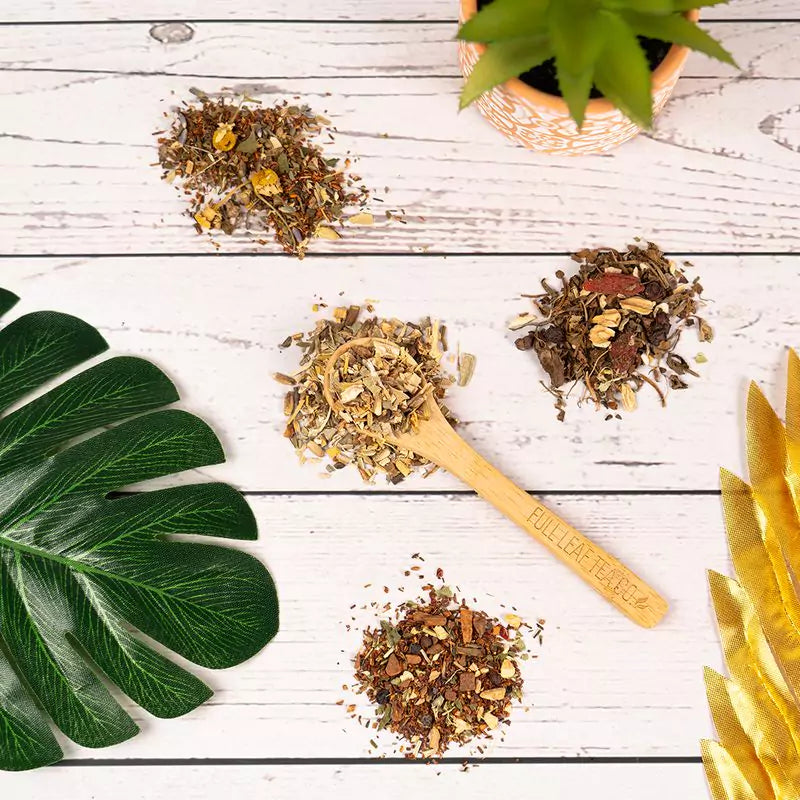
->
[460,607,473,644]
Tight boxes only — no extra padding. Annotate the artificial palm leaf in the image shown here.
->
[703,350,800,798]
[0,289,279,771]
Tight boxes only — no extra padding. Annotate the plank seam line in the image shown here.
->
[0,17,789,25]
[2,252,797,259]
[53,756,704,767]
[231,489,723,498]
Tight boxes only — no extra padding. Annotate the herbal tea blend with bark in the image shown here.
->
[157,92,372,257]
[277,306,462,484]
[351,575,539,758]
[512,243,712,420]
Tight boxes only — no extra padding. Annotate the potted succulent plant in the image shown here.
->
[457,0,736,154]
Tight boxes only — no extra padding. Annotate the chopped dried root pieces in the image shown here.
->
[277,306,462,484]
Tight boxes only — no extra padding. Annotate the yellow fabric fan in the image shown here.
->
[704,350,800,799]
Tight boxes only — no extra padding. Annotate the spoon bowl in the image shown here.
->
[323,337,668,628]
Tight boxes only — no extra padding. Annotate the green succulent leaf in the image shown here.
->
[549,0,607,128]
[0,294,279,771]
[593,11,654,129]
[674,0,732,8]
[602,0,674,13]
[622,10,737,65]
[457,0,548,42]
[459,36,554,109]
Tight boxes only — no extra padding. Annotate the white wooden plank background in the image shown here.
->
[2,256,794,493]
[3,0,796,21]
[2,25,800,254]
[0,493,727,762]
[1,2,794,797]
[2,764,708,799]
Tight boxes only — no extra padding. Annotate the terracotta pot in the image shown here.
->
[458,2,699,155]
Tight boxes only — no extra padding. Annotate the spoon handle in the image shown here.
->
[414,421,668,628]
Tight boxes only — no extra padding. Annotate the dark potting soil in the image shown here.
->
[474,0,672,99]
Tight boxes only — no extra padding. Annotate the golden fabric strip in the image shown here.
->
[709,572,800,796]
[703,740,761,800]
[783,350,800,477]
[720,469,800,709]
[703,353,800,799]
[746,383,800,591]
[705,667,776,799]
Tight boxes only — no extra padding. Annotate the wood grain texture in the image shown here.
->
[1,256,792,493]
[2,0,796,21]
[12,493,727,761]
[336,381,669,628]
[4,764,708,799]
[2,71,798,253]
[0,22,793,78]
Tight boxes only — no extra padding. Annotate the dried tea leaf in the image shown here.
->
[236,128,260,154]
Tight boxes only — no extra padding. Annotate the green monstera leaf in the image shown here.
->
[0,289,278,771]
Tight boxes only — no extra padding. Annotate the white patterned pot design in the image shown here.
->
[458,2,698,155]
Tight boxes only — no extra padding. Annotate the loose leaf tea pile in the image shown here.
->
[351,576,538,758]
[328,339,433,437]
[277,306,458,484]
[512,243,712,420]
[157,93,371,257]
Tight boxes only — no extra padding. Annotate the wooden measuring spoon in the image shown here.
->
[323,337,668,628]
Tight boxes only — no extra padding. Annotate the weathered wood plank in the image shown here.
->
[4,763,709,799]
[2,255,788,493]
[1,71,798,254]
[1,0,795,22]
[0,22,793,79]
[1,493,727,760]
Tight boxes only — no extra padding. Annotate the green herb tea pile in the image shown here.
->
[157,92,372,257]
[511,242,712,420]
[350,570,540,759]
[277,306,459,484]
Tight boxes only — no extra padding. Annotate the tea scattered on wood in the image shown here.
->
[512,242,711,420]
[350,570,541,758]
[278,306,462,483]
[157,91,372,257]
